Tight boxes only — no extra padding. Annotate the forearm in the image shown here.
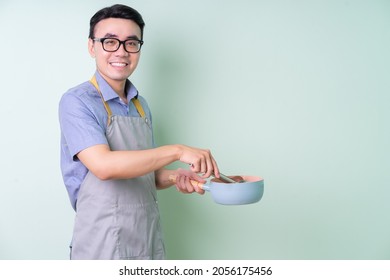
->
[78,142,218,181]
[78,144,182,180]
[107,146,181,180]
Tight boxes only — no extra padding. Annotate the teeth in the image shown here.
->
[111,62,127,67]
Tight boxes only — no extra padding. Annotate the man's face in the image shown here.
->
[88,18,142,86]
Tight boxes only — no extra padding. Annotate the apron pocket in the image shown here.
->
[115,202,165,260]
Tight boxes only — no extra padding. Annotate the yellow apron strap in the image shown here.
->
[89,75,146,124]
[90,75,113,125]
[131,98,146,118]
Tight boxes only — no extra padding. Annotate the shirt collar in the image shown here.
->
[94,71,139,102]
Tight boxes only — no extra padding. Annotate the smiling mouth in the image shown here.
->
[110,62,128,67]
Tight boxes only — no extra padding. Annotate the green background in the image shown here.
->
[0,0,389,259]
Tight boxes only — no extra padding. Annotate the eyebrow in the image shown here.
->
[103,33,118,38]
[103,33,140,40]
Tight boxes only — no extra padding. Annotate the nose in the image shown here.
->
[115,42,129,56]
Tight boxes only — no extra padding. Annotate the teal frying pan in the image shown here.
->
[169,175,264,205]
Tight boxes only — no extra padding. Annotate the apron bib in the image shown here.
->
[70,77,165,260]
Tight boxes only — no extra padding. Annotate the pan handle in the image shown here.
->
[168,174,206,190]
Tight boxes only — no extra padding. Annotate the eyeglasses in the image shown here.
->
[93,37,144,53]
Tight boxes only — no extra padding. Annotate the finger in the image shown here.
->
[176,184,188,193]
[199,150,214,178]
[191,161,200,173]
[211,155,219,178]
[186,174,204,194]
[190,172,206,184]
[200,156,207,174]
[182,176,193,193]
[177,175,189,193]
[202,154,214,178]
[184,176,195,193]
[175,184,184,193]
[194,183,205,194]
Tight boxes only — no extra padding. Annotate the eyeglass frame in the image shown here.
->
[92,37,144,53]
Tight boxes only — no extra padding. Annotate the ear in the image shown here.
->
[88,38,96,58]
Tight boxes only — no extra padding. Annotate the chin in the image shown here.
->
[108,72,133,81]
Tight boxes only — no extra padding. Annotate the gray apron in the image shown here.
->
[70,77,165,259]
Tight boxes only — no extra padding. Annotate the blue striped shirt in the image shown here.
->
[59,71,154,210]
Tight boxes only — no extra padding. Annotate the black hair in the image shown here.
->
[89,4,145,39]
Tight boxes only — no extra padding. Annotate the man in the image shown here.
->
[59,4,220,260]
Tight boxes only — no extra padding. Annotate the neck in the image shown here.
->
[98,71,128,103]
[111,80,127,102]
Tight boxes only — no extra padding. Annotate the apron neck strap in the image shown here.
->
[90,75,113,124]
[89,75,146,126]
[131,97,146,119]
